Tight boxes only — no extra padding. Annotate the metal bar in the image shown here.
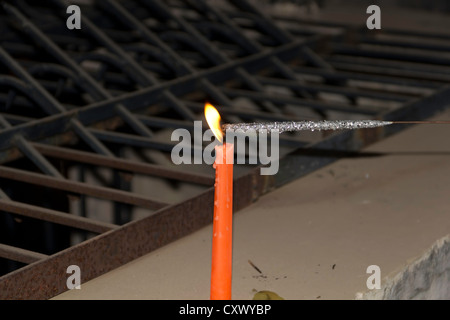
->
[219,87,383,115]
[0,188,10,200]
[360,36,450,52]
[0,114,12,129]
[0,199,117,234]
[0,77,30,102]
[327,58,450,83]
[15,136,65,179]
[0,114,34,126]
[272,17,450,43]
[0,47,65,115]
[0,243,48,265]
[255,76,414,102]
[136,115,204,130]
[0,166,168,211]
[332,44,450,66]
[229,0,293,44]
[292,65,441,89]
[89,128,180,152]
[0,92,37,113]
[187,5,260,54]
[161,91,197,120]
[114,104,155,138]
[32,143,214,186]
[328,55,450,76]
[300,46,335,71]
[268,15,351,30]
[71,119,114,157]
[372,27,450,41]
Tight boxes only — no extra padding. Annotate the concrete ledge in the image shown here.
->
[358,235,450,300]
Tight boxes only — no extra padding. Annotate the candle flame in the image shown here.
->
[204,102,223,143]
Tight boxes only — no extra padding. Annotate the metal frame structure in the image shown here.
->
[0,0,449,299]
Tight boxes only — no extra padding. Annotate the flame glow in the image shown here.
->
[204,102,223,143]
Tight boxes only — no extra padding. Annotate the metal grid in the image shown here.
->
[0,0,449,299]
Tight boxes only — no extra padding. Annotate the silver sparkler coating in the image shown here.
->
[223,120,393,133]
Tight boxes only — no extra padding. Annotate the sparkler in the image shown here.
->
[223,120,450,133]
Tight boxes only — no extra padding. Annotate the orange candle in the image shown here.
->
[210,142,234,300]
[204,102,234,300]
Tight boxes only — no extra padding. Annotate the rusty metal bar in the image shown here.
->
[0,188,10,200]
[219,87,383,115]
[0,115,12,129]
[70,119,114,157]
[229,0,293,44]
[291,65,441,89]
[332,44,450,66]
[0,199,117,234]
[88,128,181,152]
[114,104,155,138]
[327,57,450,84]
[0,47,65,115]
[254,76,415,102]
[0,166,168,211]
[32,142,214,186]
[15,136,65,179]
[0,114,33,126]
[0,244,48,265]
